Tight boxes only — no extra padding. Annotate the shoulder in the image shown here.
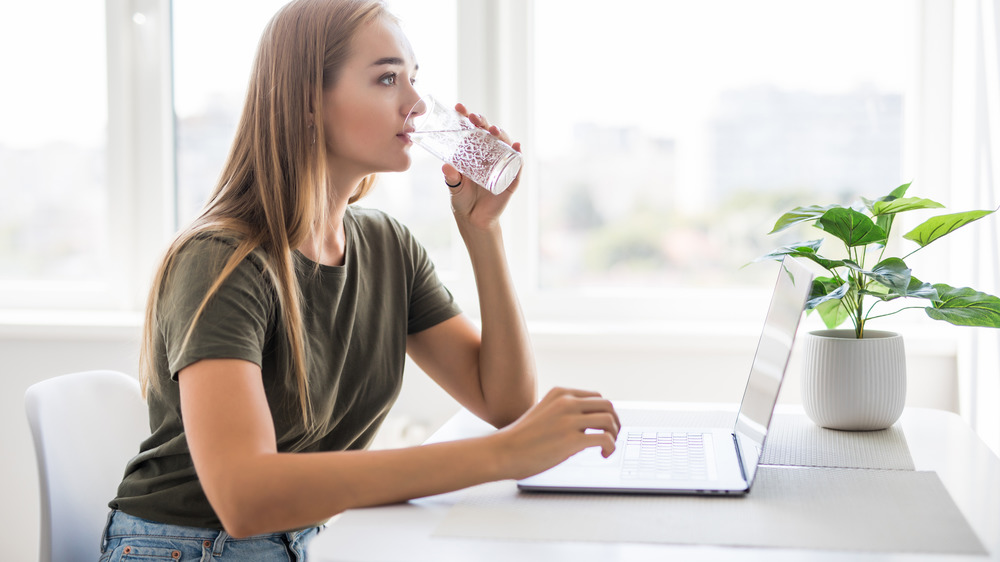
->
[346,205,433,275]
[347,205,412,240]
[161,233,275,308]
[172,233,270,276]
[346,205,425,255]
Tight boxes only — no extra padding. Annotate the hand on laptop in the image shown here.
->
[490,387,621,480]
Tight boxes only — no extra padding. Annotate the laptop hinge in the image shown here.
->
[732,432,749,483]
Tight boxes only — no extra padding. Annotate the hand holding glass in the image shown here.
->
[406,96,522,195]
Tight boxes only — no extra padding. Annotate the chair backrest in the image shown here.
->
[25,370,149,562]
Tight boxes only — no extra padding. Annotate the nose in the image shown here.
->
[405,96,426,123]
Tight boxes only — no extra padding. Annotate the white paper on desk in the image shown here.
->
[435,468,985,555]
[616,409,916,470]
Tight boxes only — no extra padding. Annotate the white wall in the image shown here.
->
[2,319,958,562]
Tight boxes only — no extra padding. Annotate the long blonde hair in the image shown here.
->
[140,0,391,430]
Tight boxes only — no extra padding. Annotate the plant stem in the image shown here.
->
[865,306,927,321]
[853,246,867,339]
[856,296,865,338]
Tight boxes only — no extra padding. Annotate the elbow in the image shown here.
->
[488,412,521,429]
[486,399,534,429]
[218,504,337,540]
[212,494,267,539]
[203,475,279,539]
[207,474,343,539]
[220,520,258,541]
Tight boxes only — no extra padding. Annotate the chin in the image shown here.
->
[389,154,413,173]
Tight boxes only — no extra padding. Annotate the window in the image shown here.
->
[173,0,289,223]
[0,0,113,308]
[0,0,944,323]
[529,0,916,296]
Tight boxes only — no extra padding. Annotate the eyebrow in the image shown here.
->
[371,57,418,71]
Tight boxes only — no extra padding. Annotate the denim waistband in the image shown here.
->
[101,509,319,557]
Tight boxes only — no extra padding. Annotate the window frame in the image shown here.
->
[0,0,176,312]
[107,0,177,312]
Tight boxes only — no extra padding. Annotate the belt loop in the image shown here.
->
[99,510,115,554]
[212,530,230,557]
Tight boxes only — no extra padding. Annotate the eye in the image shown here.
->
[379,72,397,86]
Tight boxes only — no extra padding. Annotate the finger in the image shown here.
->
[470,113,490,130]
[489,125,512,144]
[543,388,602,408]
[580,399,621,428]
[570,396,618,418]
[546,386,603,400]
[583,432,619,458]
[441,164,463,190]
[512,141,522,152]
[560,396,620,432]
[577,412,621,438]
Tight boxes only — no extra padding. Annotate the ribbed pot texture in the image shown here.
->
[801,329,906,431]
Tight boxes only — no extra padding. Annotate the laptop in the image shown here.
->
[517,256,814,496]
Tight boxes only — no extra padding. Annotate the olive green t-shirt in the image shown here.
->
[110,206,462,529]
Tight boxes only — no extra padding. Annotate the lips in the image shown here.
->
[397,127,415,143]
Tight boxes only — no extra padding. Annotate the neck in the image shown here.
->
[298,211,347,267]
[296,174,358,267]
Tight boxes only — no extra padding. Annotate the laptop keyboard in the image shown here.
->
[620,431,717,480]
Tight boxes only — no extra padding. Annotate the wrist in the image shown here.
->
[455,217,502,242]
[477,431,514,481]
[457,222,507,264]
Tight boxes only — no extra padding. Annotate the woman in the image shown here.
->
[101,0,619,559]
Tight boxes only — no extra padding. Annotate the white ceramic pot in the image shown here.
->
[801,329,906,431]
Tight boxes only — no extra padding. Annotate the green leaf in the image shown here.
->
[903,277,940,300]
[886,182,912,199]
[866,258,912,293]
[903,209,996,248]
[768,205,841,234]
[797,254,848,272]
[753,240,824,263]
[864,183,913,239]
[818,208,887,247]
[925,284,1000,328]
[806,277,854,328]
[816,298,851,329]
[805,279,851,310]
[871,197,945,216]
[862,182,912,211]
[860,282,892,300]
[862,277,938,302]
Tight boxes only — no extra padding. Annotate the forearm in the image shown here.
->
[459,222,537,426]
[215,434,505,537]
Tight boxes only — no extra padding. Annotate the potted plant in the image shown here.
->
[757,182,1000,430]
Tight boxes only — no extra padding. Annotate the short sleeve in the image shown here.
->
[158,237,274,380]
[403,228,462,334]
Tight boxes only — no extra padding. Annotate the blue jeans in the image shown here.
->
[99,510,320,561]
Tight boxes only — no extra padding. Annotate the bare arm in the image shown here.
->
[179,358,619,538]
[407,104,536,428]
[405,226,536,429]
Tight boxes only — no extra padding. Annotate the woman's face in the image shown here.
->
[322,17,422,181]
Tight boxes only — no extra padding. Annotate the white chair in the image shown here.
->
[25,370,149,562]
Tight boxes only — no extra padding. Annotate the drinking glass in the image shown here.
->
[406,95,522,195]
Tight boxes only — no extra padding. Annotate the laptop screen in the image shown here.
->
[734,257,814,484]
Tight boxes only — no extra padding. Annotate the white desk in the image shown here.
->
[311,404,1000,561]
